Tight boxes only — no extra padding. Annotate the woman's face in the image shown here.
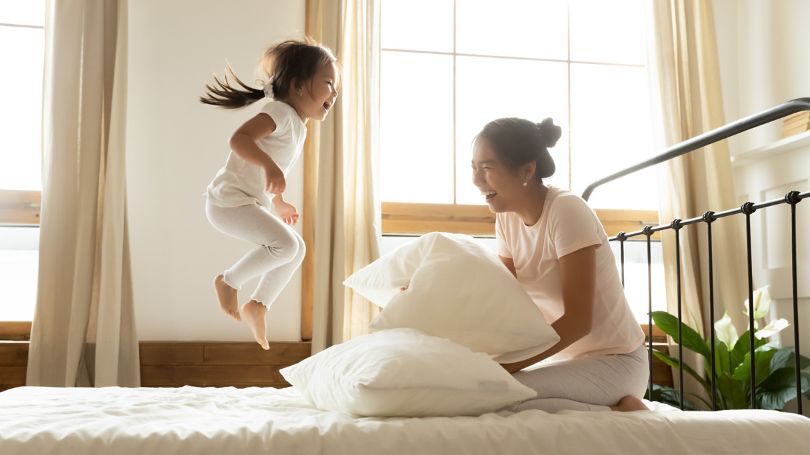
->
[471,137,530,213]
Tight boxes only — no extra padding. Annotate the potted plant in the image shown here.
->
[647,286,810,410]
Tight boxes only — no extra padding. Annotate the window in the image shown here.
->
[0,1,45,324]
[379,0,657,210]
[378,0,665,321]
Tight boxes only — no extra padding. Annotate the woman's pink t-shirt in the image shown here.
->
[496,186,644,361]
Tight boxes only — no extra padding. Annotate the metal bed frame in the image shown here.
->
[582,97,810,414]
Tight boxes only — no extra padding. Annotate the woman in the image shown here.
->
[472,117,648,412]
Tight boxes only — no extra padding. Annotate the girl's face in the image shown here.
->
[294,62,338,121]
[471,138,532,213]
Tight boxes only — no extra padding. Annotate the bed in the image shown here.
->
[1,385,808,454]
[4,100,810,454]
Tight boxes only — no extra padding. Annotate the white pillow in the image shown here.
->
[343,232,559,363]
[279,328,537,417]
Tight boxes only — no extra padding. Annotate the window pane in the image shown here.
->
[0,226,38,321]
[0,0,45,27]
[609,240,666,322]
[570,63,657,209]
[455,56,569,205]
[381,0,453,52]
[570,0,647,65]
[380,51,454,203]
[456,0,568,60]
[0,26,43,191]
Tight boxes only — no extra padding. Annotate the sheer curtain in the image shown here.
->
[27,0,139,387]
[648,0,747,404]
[303,0,381,352]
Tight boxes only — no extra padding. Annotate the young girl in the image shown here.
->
[471,117,649,412]
[201,40,338,350]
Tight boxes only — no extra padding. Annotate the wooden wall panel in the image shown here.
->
[203,342,311,365]
[0,342,28,391]
[0,341,311,391]
[139,365,286,388]
[2,340,672,391]
[139,342,205,365]
[138,341,310,388]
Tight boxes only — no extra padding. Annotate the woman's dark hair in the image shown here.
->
[200,39,336,109]
[475,117,562,181]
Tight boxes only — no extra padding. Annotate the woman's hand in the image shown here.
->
[272,196,299,225]
[264,162,286,194]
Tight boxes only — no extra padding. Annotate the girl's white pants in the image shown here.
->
[205,200,305,307]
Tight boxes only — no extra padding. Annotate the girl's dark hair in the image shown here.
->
[200,39,337,109]
[475,117,562,181]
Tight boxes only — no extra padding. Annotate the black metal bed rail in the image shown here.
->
[582,98,810,414]
[581,97,810,202]
[614,191,807,413]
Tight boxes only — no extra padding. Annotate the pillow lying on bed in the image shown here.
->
[343,232,559,363]
[280,328,537,417]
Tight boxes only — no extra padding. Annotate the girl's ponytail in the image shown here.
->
[200,40,336,110]
[200,65,265,109]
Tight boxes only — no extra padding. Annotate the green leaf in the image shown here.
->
[769,348,810,372]
[688,392,713,410]
[757,370,810,410]
[731,348,775,386]
[704,338,732,378]
[716,372,749,409]
[651,311,711,360]
[652,349,711,392]
[731,330,768,370]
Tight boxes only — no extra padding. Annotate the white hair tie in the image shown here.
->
[262,81,274,99]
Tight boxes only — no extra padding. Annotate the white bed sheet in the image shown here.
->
[1,386,808,455]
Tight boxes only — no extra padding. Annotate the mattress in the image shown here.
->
[1,386,808,454]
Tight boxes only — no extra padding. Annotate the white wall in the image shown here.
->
[713,0,810,155]
[126,0,306,341]
[714,0,810,412]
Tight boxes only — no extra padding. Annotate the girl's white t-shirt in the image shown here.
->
[206,100,307,208]
[495,186,644,361]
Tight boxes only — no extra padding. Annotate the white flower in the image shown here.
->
[715,312,739,348]
[743,285,772,321]
[754,318,790,339]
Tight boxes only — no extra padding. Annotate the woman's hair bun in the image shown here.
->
[536,118,562,148]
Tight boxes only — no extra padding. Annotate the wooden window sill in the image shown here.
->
[0,190,41,226]
[382,202,660,240]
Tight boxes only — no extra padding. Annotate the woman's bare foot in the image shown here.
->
[242,300,269,350]
[214,274,240,321]
[610,395,648,412]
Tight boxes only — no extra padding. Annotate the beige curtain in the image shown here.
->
[27,0,139,387]
[303,0,381,352]
[650,0,747,404]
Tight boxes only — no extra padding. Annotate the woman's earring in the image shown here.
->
[522,181,528,187]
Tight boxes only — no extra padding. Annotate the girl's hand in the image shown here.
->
[273,198,299,225]
[264,163,286,194]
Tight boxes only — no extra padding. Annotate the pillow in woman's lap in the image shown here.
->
[343,232,559,363]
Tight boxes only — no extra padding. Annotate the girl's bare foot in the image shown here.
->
[214,274,240,321]
[242,300,269,350]
[610,395,648,412]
